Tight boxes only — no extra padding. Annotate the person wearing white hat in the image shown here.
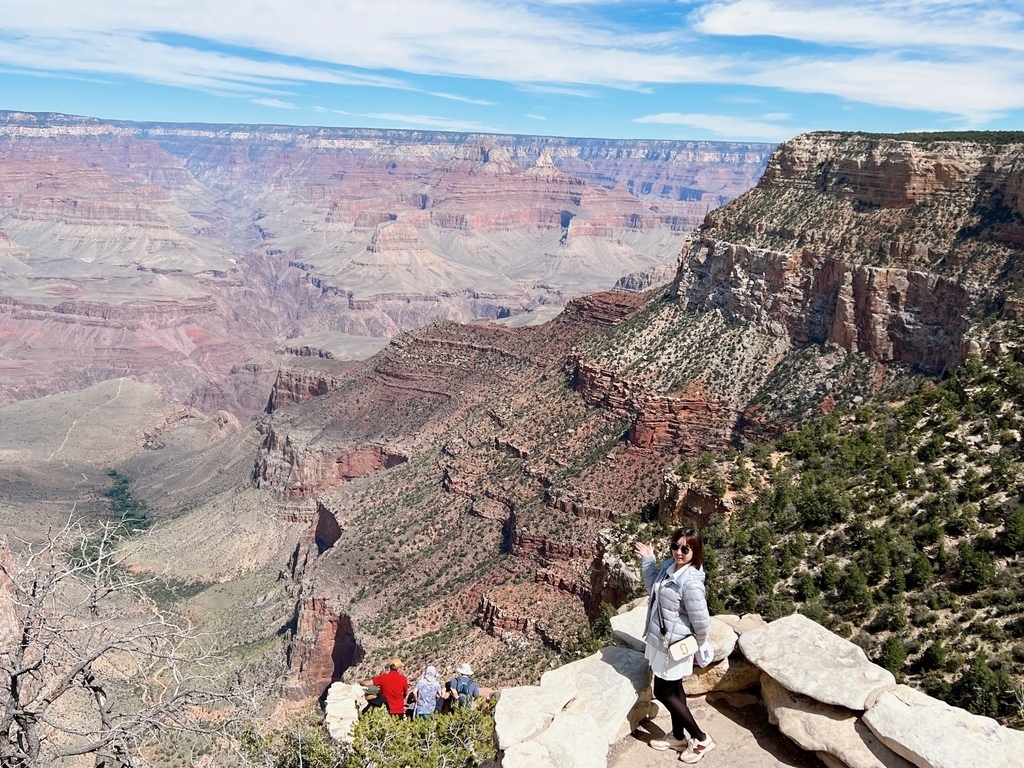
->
[447,663,480,708]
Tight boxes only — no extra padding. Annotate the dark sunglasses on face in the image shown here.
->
[669,543,691,554]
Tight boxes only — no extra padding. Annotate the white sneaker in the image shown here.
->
[650,734,690,752]
[678,735,716,763]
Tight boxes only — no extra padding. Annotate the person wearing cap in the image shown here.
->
[361,658,409,716]
[447,663,480,708]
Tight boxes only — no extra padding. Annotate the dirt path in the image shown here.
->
[610,693,820,768]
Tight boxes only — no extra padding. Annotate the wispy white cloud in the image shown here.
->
[524,113,547,120]
[361,112,500,131]
[634,111,797,141]
[429,91,496,105]
[1,0,1022,126]
[252,97,297,109]
[694,0,1024,52]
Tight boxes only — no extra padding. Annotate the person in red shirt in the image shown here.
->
[361,658,409,716]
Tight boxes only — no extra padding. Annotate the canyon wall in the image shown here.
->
[672,132,1024,373]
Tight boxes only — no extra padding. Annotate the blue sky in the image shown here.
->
[1,0,1022,142]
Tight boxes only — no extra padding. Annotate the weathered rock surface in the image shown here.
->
[496,646,651,765]
[503,712,610,768]
[863,685,1024,768]
[323,682,365,744]
[760,674,914,768]
[738,613,895,710]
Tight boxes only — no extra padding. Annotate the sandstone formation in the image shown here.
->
[862,685,1024,768]
[738,613,896,710]
[676,132,1024,376]
[760,674,914,768]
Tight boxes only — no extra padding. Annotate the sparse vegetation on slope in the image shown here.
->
[620,335,1024,725]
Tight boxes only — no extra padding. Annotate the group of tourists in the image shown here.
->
[361,659,480,718]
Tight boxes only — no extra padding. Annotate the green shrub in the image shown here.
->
[345,700,497,768]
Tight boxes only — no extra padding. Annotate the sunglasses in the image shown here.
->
[669,543,691,554]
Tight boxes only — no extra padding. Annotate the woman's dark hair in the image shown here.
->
[669,527,704,569]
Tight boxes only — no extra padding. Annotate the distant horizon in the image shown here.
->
[0,107,782,145]
[1,2,1021,144]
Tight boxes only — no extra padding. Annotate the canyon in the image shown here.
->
[3,128,1023,747]
[0,110,772,416]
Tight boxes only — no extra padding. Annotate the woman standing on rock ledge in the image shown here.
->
[635,527,716,763]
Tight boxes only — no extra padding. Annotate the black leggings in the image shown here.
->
[653,675,706,742]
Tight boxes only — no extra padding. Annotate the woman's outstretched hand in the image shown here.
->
[634,541,655,559]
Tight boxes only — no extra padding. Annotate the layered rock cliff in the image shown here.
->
[677,132,1024,375]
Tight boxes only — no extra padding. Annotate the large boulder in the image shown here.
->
[540,646,651,744]
[685,656,761,695]
[493,685,577,751]
[760,675,914,768]
[739,614,895,710]
[863,685,1024,768]
[495,645,651,760]
[610,603,738,662]
[502,713,609,768]
[323,682,366,744]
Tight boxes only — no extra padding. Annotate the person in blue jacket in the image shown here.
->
[634,527,716,763]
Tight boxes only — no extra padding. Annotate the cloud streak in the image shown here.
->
[1,0,1022,129]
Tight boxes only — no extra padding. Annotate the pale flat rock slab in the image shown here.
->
[323,682,365,744]
[541,646,651,745]
[494,684,577,751]
[739,613,895,710]
[761,674,914,768]
[610,603,737,662]
[502,713,609,768]
[685,656,761,695]
[610,602,647,652]
[863,685,1024,768]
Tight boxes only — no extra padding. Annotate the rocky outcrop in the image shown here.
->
[677,237,974,374]
[497,646,654,768]
[266,368,345,413]
[254,423,407,499]
[498,612,1024,768]
[283,597,361,701]
[289,503,343,581]
[659,476,734,527]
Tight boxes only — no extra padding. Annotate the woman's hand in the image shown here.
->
[634,541,655,559]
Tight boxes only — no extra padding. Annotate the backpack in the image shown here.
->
[455,676,474,708]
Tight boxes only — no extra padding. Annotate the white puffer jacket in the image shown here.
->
[641,556,710,650]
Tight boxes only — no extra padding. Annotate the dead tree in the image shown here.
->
[0,519,252,768]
